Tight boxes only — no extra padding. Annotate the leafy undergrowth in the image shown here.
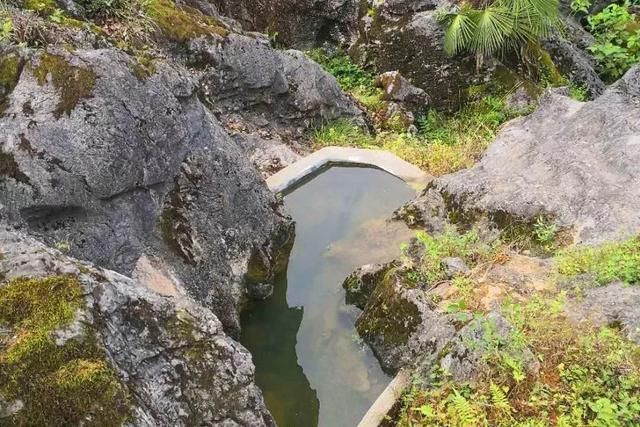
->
[314,96,521,176]
[308,48,533,176]
[556,235,640,285]
[0,275,130,425]
[398,296,640,427]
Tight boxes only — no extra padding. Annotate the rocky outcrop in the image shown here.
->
[355,269,456,373]
[566,281,640,344]
[438,312,540,382]
[0,47,293,334]
[350,8,484,110]
[187,33,363,173]
[542,17,606,97]
[207,0,358,48]
[0,227,273,426]
[421,66,640,244]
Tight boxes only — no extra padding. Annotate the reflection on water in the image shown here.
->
[240,166,416,427]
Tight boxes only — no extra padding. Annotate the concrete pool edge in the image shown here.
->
[266,147,432,193]
[357,370,410,427]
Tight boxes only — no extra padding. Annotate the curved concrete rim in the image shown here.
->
[266,147,432,193]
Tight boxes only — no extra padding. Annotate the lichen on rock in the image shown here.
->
[31,52,96,118]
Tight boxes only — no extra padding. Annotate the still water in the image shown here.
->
[240,166,416,427]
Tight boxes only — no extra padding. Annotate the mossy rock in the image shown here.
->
[0,53,23,115]
[356,271,421,349]
[32,53,96,118]
[144,0,229,42]
[0,275,130,426]
[0,148,31,185]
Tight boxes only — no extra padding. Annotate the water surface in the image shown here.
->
[240,166,416,427]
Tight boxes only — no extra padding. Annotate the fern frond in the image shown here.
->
[489,382,512,413]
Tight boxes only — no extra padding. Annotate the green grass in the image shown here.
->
[314,96,518,176]
[398,296,640,426]
[556,235,640,285]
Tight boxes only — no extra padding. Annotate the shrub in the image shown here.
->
[556,235,640,284]
[587,1,640,81]
[439,0,561,68]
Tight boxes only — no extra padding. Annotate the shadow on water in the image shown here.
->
[240,166,416,427]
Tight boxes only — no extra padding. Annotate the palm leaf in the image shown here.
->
[469,6,515,58]
[443,9,478,56]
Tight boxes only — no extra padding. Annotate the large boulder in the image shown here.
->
[350,8,484,110]
[206,0,358,48]
[426,66,640,244]
[542,17,605,97]
[0,47,293,334]
[355,269,456,373]
[190,33,363,135]
[0,226,274,426]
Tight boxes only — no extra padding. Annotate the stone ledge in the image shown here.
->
[266,147,431,193]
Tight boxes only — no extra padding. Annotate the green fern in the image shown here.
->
[450,390,479,426]
[490,382,512,414]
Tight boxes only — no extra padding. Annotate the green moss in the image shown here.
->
[0,275,130,425]
[129,55,157,81]
[556,235,640,285]
[0,55,20,90]
[32,53,96,118]
[144,0,229,42]
[356,272,421,348]
[22,0,56,15]
[0,149,31,185]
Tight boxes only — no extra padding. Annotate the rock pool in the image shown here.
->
[240,166,416,427]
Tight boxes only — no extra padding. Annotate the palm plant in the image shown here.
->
[439,0,561,68]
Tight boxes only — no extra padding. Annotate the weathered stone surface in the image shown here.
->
[379,0,440,15]
[208,0,358,47]
[355,270,456,373]
[189,33,363,169]
[431,66,640,244]
[543,18,605,97]
[374,70,430,114]
[0,227,274,426]
[343,262,393,309]
[442,257,469,277]
[566,281,640,344]
[439,312,539,382]
[350,9,484,110]
[0,47,293,334]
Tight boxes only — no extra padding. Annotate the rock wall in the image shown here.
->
[433,66,640,244]
[0,47,294,335]
[0,227,274,426]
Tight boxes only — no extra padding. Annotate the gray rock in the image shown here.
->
[380,0,440,15]
[543,18,605,98]
[355,270,456,373]
[505,86,536,111]
[0,47,293,334]
[207,0,358,47]
[343,263,393,309]
[566,281,640,344]
[433,66,640,244]
[438,312,539,382]
[442,257,469,277]
[374,71,430,115]
[0,227,274,426]
[350,9,489,110]
[190,33,363,159]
